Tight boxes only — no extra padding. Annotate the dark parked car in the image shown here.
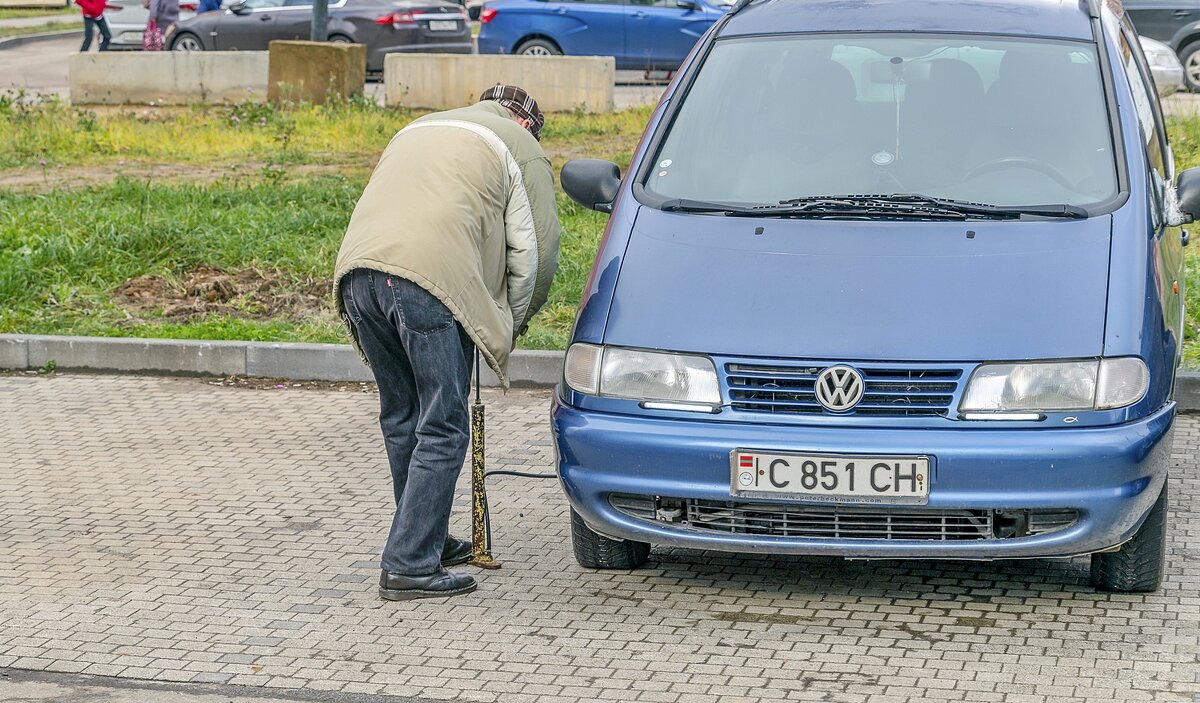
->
[476,0,729,71]
[1126,0,1200,89]
[167,0,471,71]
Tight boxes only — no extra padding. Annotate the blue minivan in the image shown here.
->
[476,0,727,70]
[553,0,1196,592]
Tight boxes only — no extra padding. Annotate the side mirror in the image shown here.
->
[562,159,621,214]
[229,0,249,14]
[676,0,701,9]
[1175,167,1200,224]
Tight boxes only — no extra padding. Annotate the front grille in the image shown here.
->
[610,495,1077,541]
[726,363,963,417]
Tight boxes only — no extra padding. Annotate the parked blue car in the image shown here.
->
[476,0,727,70]
[554,0,1195,592]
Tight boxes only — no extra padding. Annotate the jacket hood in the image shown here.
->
[601,207,1112,362]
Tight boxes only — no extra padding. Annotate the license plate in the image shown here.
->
[731,449,930,504]
[428,20,458,31]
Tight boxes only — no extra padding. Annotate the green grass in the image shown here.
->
[0,7,77,19]
[0,174,607,349]
[0,100,647,349]
[0,19,77,38]
[0,96,652,171]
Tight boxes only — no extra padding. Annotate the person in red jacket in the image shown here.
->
[75,0,113,52]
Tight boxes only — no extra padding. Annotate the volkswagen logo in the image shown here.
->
[814,365,864,412]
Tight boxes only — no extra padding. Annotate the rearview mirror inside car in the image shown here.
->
[562,159,621,214]
[1174,167,1200,224]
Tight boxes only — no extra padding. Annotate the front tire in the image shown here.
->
[328,34,353,44]
[1090,483,1168,593]
[515,38,562,57]
[170,32,203,52]
[1180,41,1200,92]
[570,509,650,569]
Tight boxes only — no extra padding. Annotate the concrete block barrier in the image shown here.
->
[267,40,366,106]
[69,51,269,105]
[384,53,615,113]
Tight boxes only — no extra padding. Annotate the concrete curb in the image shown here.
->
[0,29,77,50]
[0,334,564,387]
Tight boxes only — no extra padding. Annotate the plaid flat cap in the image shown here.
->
[479,84,545,141]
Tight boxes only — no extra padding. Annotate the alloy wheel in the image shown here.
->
[1187,51,1200,90]
[173,35,202,51]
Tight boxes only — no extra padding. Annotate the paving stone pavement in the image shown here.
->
[1,373,1198,703]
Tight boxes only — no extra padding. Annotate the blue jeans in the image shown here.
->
[340,269,475,576]
[81,16,111,52]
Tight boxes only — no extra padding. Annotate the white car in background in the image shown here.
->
[1140,35,1185,96]
[105,0,200,50]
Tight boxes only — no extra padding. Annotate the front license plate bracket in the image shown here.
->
[730,449,931,505]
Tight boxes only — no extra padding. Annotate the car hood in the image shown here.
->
[602,207,1112,362]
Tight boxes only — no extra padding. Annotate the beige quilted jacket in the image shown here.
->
[333,101,561,387]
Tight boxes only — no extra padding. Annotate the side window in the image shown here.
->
[1119,28,1168,180]
[242,0,285,9]
[282,0,312,6]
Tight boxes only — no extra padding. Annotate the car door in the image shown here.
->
[1125,0,1200,44]
[545,0,628,64]
[271,0,319,40]
[623,0,717,71]
[213,0,293,49]
[1122,27,1187,367]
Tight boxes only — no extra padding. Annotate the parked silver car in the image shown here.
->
[1140,35,1185,96]
[104,0,199,50]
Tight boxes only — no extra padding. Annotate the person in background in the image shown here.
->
[143,0,179,50]
[75,0,115,52]
[197,0,221,13]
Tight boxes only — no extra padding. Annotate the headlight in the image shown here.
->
[1141,38,1182,70]
[960,358,1148,414]
[563,343,721,408]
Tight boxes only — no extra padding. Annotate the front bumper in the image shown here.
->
[552,396,1175,559]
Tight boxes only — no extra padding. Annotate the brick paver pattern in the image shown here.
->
[1,374,1198,702]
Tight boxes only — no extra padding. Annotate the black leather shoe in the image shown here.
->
[379,568,477,601]
[441,535,472,567]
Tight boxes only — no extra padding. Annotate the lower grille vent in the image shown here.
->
[609,495,1077,541]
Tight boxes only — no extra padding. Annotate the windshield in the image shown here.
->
[646,34,1118,210]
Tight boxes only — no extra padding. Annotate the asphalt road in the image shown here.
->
[0,36,74,99]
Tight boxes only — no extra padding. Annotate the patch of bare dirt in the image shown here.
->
[115,265,333,322]
[0,160,372,192]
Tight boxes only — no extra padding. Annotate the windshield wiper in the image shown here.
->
[660,197,968,220]
[660,198,755,214]
[779,194,1089,220]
